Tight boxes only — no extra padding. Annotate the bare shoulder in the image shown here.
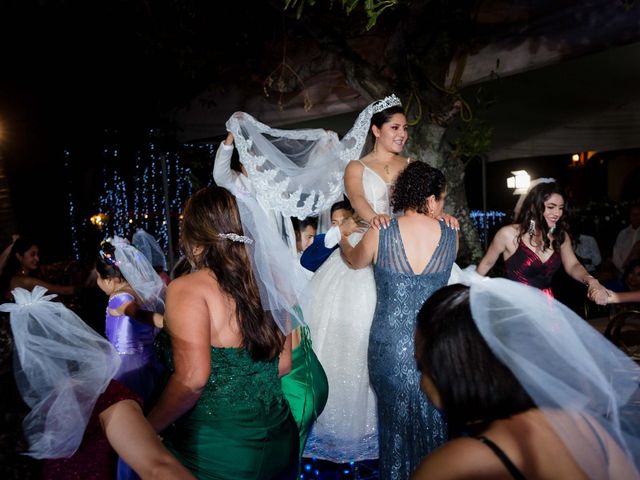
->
[167,270,210,293]
[412,438,498,479]
[10,275,35,290]
[166,270,216,308]
[345,159,365,174]
[493,224,519,244]
[500,224,520,237]
[165,271,212,330]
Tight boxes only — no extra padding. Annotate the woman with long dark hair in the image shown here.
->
[304,98,411,462]
[146,186,298,479]
[476,181,608,303]
[0,238,76,300]
[413,278,639,479]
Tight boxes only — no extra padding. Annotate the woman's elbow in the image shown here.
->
[176,369,210,394]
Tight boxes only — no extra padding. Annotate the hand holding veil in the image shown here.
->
[219,96,402,333]
[224,94,401,219]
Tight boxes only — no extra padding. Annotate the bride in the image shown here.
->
[304,97,411,462]
[217,95,459,462]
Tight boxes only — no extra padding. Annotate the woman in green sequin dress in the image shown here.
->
[147,186,298,480]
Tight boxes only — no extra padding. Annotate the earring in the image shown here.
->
[528,219,536,235]
[373,139,378,154]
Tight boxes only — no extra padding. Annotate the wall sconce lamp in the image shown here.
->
[506,170,530,195]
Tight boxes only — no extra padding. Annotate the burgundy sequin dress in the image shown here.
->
[504,242,562,297]
[42,380,141,480]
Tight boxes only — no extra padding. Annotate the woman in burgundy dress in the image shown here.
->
[476,181,608,303]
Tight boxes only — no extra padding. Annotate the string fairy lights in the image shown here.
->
[65,131,203,261]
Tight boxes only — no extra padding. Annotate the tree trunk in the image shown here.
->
[408,121,483,265]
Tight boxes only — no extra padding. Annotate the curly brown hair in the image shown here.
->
[391,161,446,214]
[181,186,284,361]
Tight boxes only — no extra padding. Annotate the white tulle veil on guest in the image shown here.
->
[0,286,121,459]
[218,182,309,336]
[513,177,556,219]
[131,228,167,271]
[224,94,402,223]
[454,267,640,479]
[105,236,165,314]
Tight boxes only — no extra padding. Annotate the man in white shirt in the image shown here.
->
[612,204,640,273]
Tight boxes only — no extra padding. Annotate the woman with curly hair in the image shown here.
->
[476,181,609,303]
[340,161,458,480]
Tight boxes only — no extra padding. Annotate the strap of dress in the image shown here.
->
[376,219,412,274]
[108,292,135,310]
[476,436,528,480]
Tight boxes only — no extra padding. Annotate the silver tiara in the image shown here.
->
[371,94,402,115]
[217,233,254,245]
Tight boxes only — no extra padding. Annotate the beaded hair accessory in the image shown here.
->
[217,233,254,245]
[371,94,402,115]
[98,241,120,267]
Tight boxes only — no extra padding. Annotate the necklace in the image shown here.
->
[384,164,390,175]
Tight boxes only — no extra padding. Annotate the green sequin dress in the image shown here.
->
[156,332,299,480]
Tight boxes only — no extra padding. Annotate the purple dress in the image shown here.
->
[105,292,162,407]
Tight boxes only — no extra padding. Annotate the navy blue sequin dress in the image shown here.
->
[368,218,457,479]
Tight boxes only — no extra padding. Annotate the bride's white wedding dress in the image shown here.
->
[303,162,392,462]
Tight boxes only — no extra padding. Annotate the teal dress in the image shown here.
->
[156,333,298,480]
[281,326,329,458]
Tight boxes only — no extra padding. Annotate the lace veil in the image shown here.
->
[219,96,401,332]
[0,287,120,458]
[455,267,640,478]
[225,94,402,220]
[131,228,167,271]
[108,236,165,314]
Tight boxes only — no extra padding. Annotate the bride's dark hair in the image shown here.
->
[368,105,405,145]
[181,186,284,361]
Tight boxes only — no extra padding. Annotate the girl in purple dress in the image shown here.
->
[96,238,166,479]
[95,238,165,407]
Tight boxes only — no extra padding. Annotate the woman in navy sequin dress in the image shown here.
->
[340,162,457,479]
[476,181,608,303]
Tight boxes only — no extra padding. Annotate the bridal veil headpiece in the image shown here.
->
[0,286,121,458]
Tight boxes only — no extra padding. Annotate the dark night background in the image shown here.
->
[0,1,638,264]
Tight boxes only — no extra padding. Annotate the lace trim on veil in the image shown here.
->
[225,96,394,219]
